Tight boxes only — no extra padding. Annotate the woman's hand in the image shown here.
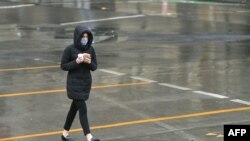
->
[76,53,91,64]
[83,57,91,64]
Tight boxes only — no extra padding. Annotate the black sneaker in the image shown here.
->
[61,135,74,141]
[91,138,100,141]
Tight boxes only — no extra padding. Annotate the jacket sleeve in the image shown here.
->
[89,47,97,71]
[61,46,79,71]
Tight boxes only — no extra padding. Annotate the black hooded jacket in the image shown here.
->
[61,25,97,100]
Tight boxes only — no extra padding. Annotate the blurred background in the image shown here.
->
[1,0,250,141]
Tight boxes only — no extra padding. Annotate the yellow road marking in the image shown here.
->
[0,65,59,72]
[217,135,224,138]
[0,81,150,98]
[206,133,217,136]
[1,106,250,141]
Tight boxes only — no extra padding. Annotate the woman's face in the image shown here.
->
[80,33,89,46]
[82,33,88,40]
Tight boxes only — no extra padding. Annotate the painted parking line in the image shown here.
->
[98,69,125,76]
[0,4,34,9]
[60,15,145,26]
[130,76,157,83]
[193,91,228,99]
[230,99,250,106]
[0,81,151,98]
[0,65,59,72]
[1,106,250,141]
[158,83,192,91]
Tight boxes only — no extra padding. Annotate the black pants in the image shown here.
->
[63,100,90,135]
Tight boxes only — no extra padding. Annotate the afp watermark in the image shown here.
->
[224,125,250,141]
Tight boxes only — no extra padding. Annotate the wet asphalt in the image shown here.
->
[1,0,250,141]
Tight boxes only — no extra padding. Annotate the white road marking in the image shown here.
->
[0,4,34,9]
[60,15,145,26]
[193,91,228,99]
[130,76,157,83]
[98,69,125,76]
[148,13,176,16]
[230,99,250,105]
[158,83,192,90]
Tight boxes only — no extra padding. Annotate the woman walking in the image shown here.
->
[60,25,100,141]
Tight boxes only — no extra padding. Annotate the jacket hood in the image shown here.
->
[74,25,93,51]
